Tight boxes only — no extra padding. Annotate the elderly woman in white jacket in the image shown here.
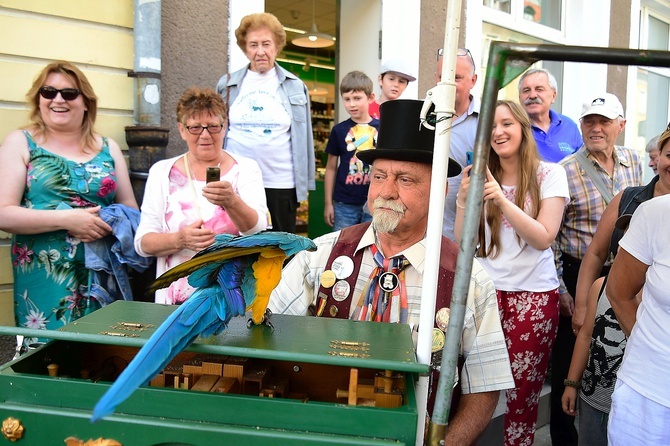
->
[134,87,267,305]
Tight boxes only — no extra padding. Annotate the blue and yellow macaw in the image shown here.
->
[91,231,316,422]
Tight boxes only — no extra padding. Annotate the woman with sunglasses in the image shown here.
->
[0,60,137,333]
[455,100,569,446]
[134,87,268,304]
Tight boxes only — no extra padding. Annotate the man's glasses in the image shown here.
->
[437,48,476,69]
[185,124,224,135]
[39,86,82,101]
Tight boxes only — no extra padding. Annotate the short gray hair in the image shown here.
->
[518,68,558,93]
[646,135,660,153]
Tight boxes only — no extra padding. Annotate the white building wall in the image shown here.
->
[562,0,612,123]
[380,0,421,100]
[229,0,265,72]
[337,0,381,120]
[625,0,643,149]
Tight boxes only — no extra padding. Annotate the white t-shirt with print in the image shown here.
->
[226,67,294,188]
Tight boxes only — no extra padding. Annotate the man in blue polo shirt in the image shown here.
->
[519,68,582,162]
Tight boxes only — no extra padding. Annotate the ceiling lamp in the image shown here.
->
[291,0,334,48]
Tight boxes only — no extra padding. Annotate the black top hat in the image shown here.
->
[356,99,462,178]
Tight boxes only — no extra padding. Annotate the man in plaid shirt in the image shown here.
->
[550,92,643,445]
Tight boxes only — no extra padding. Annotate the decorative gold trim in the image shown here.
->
[328,351,370,358]
[64,437,122,446]
[2,417,24,442]
[99,332,139,338]
[110,322,155,332]
[329,342,369,351]
[330,340,370,347]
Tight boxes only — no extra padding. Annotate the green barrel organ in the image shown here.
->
[0,301,426,445]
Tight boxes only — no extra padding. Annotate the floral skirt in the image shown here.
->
[498,288,560,446]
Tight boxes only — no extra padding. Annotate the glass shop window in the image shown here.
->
[484,0,563,31]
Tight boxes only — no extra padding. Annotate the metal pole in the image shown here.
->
[131,0,162,126]
[418,0,463,443]
[127,0,169,212]
[429,40,505,437]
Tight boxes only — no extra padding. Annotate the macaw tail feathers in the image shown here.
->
[91,285,227,422]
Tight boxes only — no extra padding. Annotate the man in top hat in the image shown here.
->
[270,99,514,444]
[550,92,642,446]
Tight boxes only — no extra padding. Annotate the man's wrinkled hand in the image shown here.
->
[559,292,575,318]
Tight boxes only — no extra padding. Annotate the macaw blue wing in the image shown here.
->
[147,231,315,294]
[92,231,316,422]
[215,258,249,318]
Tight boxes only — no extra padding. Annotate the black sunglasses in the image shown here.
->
[39,86,82,101]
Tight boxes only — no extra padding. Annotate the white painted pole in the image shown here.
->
[415,0,463,443]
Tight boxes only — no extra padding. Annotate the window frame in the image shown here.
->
[482,0,567,43]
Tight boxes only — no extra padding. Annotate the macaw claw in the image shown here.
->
[246,308,274,331]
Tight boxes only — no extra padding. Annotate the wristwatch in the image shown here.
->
[564,379,581,389]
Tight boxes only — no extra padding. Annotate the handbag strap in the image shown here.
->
[574,149,614,205]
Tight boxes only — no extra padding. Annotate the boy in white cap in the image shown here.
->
[368,58,416,119]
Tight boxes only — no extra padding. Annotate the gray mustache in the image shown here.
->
[373,198,405,213]
[524,97,543,106]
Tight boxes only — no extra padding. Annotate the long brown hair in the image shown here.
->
[24,60,99,151]
[478,100,542,258]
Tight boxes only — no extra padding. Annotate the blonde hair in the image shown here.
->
[655,129,670,156]
[25,60,98,151]
[235,12,286,53]
[478,100,542,258]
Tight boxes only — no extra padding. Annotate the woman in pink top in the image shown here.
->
[134,87,268,304]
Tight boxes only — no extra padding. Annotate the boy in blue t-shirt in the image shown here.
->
[324,71,379,231]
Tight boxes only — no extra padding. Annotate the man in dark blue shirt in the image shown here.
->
[519,68,582,163]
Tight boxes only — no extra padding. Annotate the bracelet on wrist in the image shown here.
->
[456,194,466,210]
[563,379,581,389]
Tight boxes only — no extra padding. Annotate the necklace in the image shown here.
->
[183,153,202,222]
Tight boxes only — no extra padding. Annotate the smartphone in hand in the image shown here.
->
[466,151,473,166]
[206,167,220,183]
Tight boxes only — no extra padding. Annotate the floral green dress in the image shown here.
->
[11,131,119,332]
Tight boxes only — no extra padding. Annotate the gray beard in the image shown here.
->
[371,198,404,233]
[372,211,401,233]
